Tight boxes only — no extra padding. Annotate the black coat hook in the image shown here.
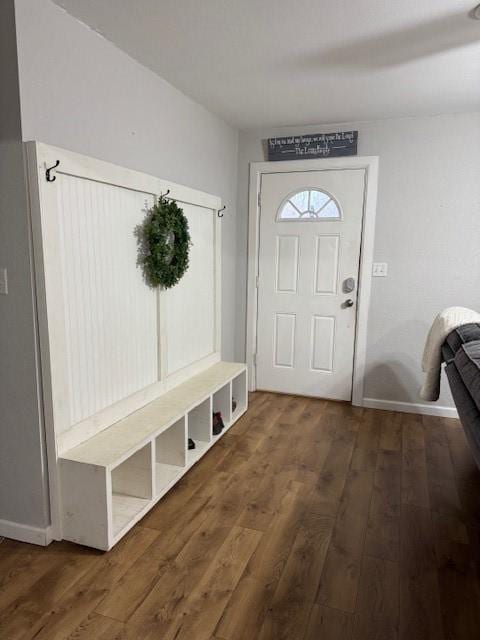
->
[218,205,226,218]
[46,160,60,182]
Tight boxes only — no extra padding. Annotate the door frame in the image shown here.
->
[246,156,379,407]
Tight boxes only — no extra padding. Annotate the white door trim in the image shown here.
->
[246,156,379,407]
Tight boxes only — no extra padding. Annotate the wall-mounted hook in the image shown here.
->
[218,205,226,218]
[46,160,60,182]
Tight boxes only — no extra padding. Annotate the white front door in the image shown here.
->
[256,168,366,400]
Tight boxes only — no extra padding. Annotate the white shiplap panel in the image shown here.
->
[164,203,215,376]
[57,174,157,427]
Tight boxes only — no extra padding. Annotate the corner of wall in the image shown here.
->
[0,0,50,531]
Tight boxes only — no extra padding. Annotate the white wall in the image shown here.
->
[14,0,239,361]
[237,112,480,409]
[0,0,50,531]
[1,0,239,533]
[5,0,479,537]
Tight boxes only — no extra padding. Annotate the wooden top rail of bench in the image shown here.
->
[60,361,246,468]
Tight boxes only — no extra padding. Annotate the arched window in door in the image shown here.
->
[277,188,341,220]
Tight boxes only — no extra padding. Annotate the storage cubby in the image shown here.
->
[213,383,232,435]
[232,370,248,421]
[60,362,247,550]
[187,397,212,464]
[111,443,152,538]
[29,144,250,551]
[155,417,186,496]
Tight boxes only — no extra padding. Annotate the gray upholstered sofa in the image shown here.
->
[443,323,480,469]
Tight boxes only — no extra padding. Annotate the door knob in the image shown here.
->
[344,299,354,308]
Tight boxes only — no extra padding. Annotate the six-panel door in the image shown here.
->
[256,169,366,400]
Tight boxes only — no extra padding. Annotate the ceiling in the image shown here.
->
[54,0,480,130]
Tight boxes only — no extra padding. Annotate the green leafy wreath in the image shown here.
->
[137,196,191,289]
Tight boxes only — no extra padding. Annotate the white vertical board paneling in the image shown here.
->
[28,142,222,540]
[56,174,157,427]
[164,202,215,376]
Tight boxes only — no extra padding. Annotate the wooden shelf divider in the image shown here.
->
[59,361,248,550]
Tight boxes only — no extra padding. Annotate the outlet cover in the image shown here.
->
[372,262,388,277]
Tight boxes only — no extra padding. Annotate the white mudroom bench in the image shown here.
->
[59,362,247,550]
[27,142,243,550]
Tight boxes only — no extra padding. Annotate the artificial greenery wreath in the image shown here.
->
[138,196,191,289]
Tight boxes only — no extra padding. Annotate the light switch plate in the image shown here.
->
[372,262,388,277]
[0,268,8,295]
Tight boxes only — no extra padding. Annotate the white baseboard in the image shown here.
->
[363,397,459,419]
[0,518,53,546]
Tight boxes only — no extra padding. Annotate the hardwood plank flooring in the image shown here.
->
[2,392,480,639]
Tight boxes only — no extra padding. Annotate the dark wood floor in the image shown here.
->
[2,391,480,639]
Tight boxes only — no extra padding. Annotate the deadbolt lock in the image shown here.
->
[343,277,355,293]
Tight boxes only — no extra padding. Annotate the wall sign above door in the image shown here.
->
[267,131,358,161]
